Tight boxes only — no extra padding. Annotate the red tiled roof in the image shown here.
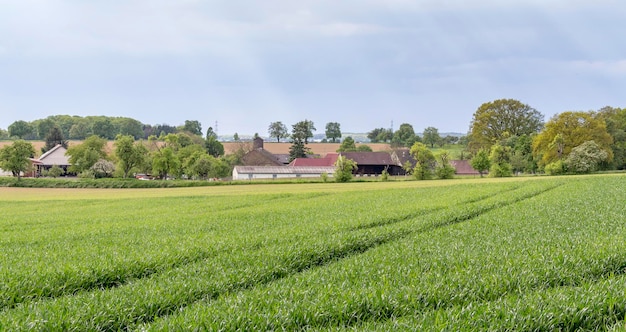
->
[340,152,397,165]
[290,153,339,167]
[450,160,481,175]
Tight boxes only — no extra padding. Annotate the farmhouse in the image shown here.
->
[0,144,71,177]
[31,144,72,177]
[232,165,335,180]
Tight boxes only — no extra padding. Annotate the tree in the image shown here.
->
[435,150,455,179]
[410,142,435,180]
[183,150,213,180]
[288,139,309,161]
[233,133,240,141]
[117,118,145,139]
[205,136,224,157]
[183,120,202,136]
[92,118,117,139]
[325,122,341,143]
[114,135,148,178]
[289,121,313,161]
[356,145,373,152]
[292,120,316,144]
[565,140,609,174]
[532,111,613,168]
[152,147,179,179]
[469,99,544,151]
[91,159,116,178]
[42,126,68,154]
[66,135,109,174]
[334,155,357,182]
[204,127,224,157]
[268,121,289,143]
[36,119,56,140]
[0,140,35,179]
[337,137,357,152]
[598,106,626,169]
[470,148,491,177]
[205,127,217,139]
[392,123,419,147]
[423,127,441,148]
[8,120,35,139]
[489,143,512,177]
[367,128,393,143]
[69,120,91,139]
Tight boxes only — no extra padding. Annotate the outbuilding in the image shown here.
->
[232,166,335,180]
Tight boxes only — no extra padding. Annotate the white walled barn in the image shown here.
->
[232,166,335,180]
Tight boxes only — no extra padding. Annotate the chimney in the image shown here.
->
[253,137,264,150]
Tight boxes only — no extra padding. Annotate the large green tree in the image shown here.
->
[0,140,36,179]
[152,147,179,180]
[116,118,145,139]
[336,137,357,152]
[66,135,109,174]
[598,106,626,169]
[268,121,289,143]
[470,148,491,177]
[292,120,316,144]
[114,135,148,178]
[410,142,436,180]
[469,99,544,151]
[325,122,341,143]
[8,120,35,139]
[532,111,613,167]
[489,143,513,177]
[183,120,202,136]
[422,127,441,148]
[92,118,117,140]
[367,128,393,143]
[36,119,57,140]
[392,123,419,147]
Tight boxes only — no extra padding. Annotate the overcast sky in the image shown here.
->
[1,0,625,136]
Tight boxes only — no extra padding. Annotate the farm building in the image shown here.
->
[289,153,339,167]
[32,144,72,177]
[0,144,71,177]
[449,160,482,176]
[241,137,290,166]
[232,166,335,180]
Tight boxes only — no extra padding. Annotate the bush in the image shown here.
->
[334,156,357,183]
[544,160,566,175]
[47,165,63,178]
[436,164,455,179]
[320,172,328,183]
[489,163,513,178]
[381,169,389,182]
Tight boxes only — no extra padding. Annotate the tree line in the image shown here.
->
[466,99,625,176]
[1,115,204,141]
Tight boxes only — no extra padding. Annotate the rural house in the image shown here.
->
[32,144,72,177]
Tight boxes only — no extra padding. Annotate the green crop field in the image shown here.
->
[1,175,626,331]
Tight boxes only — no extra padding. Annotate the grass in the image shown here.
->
[0,174,625,330]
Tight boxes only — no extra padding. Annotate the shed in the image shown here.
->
[232,166,335,180]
